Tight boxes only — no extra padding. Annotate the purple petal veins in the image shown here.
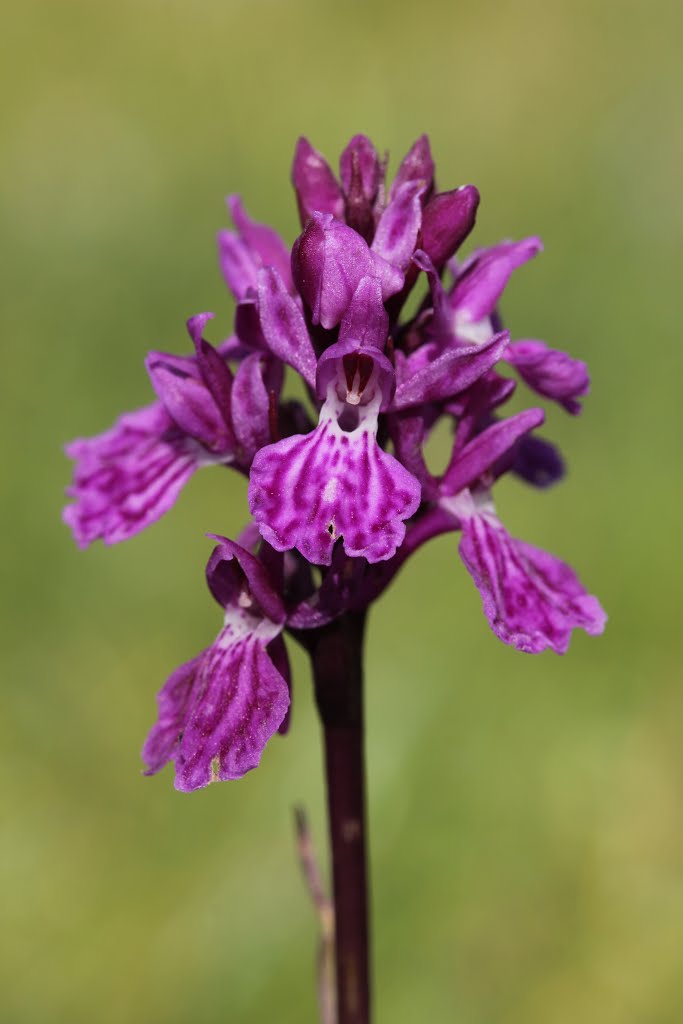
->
[143,540,289,791]
[445,489,606,654]
[63,403,213,547]
[248,347,421,565]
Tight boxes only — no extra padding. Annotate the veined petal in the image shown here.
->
[141,653,205,776]
[63,403,204,547]
[451,491,606,654]
[174,628,289,790]
[248,389,421,565]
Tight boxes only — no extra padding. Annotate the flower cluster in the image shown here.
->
[64,134,606,791]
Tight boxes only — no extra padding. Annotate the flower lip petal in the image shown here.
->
[63,402,201,547]
[173,634,289,790]
[455,494,606,653]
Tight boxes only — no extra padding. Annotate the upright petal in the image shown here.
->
[453,491,606,653]
[337,276,388,352]
[145,349,234,455]
[421,186,480,269]
[63,403,203,547]
[217,231,258,301]
[231,353,279,461]
[451,237,543,323]
[372,181,424,271]
[291,213,402,329]
[339,134,382,201]
[291,136,345,225]
[391,134,434,200]
[256,266,317,388]
[506,340,590,414]
[227,195,292,289]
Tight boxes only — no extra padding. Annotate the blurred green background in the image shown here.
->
[2,0,682,1021]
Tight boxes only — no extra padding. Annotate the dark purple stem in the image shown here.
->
[310,610,370,1024]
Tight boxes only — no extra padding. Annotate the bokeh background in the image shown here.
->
[3,1,682,1021]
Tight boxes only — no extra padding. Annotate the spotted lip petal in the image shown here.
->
[452,491,606,654]
[174,620,289,790]
[248,386,421,565]
[142,538,290,791]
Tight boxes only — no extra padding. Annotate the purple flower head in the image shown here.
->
[142,537,290,792]
[65,132,606,794]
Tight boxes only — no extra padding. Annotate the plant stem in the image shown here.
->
[310,610,370,1024]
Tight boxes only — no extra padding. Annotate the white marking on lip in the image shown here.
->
[323,478,338,502]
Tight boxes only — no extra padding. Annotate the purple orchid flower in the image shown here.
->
[65,131,607,799]
[248,277,421,564]
[445,488,606,653]
[142,536,290,792]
